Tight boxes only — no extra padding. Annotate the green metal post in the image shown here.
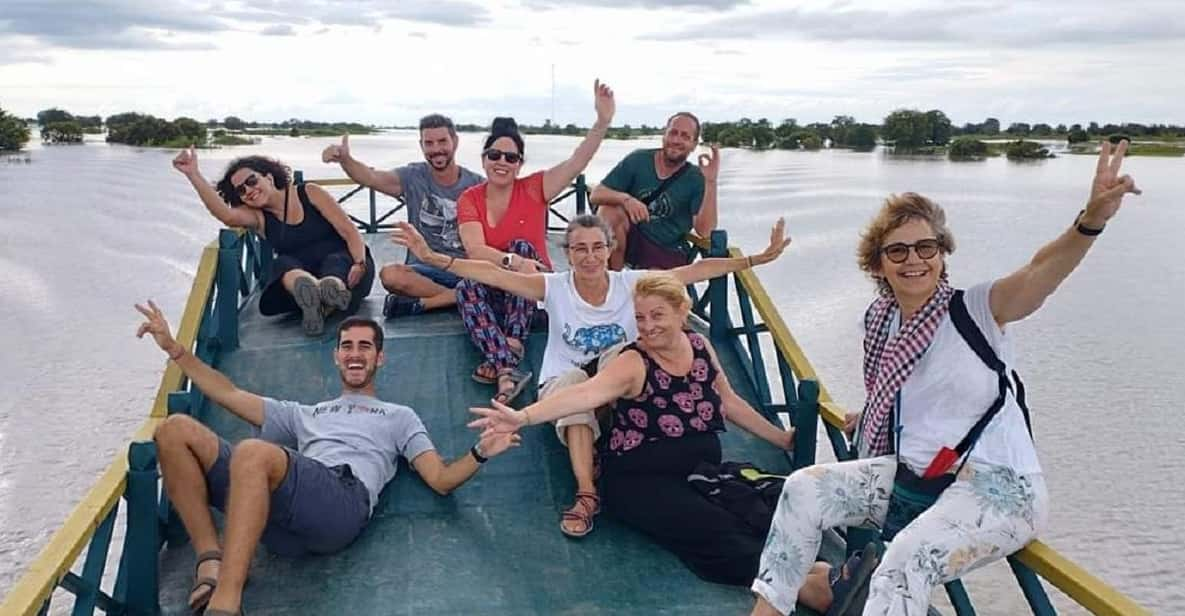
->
[734,278,772,406]
[575,174,587,215]
[1007,556,1058,616]
[123,441,160,616]
[791,380,819,470]
[294,169,304,184]
[70,503,118,616]
[707,230,729,339]
[944,580,977,615]
[369,187,377,233]
[216,230,241,351]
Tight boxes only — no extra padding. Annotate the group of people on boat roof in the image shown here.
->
[140,79,1142,616]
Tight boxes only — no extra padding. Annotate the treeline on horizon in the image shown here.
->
[3,103,1183,155]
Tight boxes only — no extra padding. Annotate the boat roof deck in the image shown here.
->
[157,234,832,615]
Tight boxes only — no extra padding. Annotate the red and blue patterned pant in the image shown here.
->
[456,239,540,372]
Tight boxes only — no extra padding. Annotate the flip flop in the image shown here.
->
[292,276,324,336]
[188,549,222,615]
[561,491,601,539]
[825,541,883,616]
[494,368,533,406]
[318,277,351,312]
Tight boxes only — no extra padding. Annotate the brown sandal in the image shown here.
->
[188,549,222,615]
[560,491,601,539]
[494,368,533,406]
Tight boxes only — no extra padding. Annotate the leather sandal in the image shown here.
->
[560,491,601,539]
[188,549,222,615]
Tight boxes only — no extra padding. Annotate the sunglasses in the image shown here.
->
[234,173,260,197]
[881,239,941,263]
[483,148,522,164]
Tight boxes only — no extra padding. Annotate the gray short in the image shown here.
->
[206,438,371,556]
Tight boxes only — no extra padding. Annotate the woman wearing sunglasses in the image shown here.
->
[454,79,616,404]
[749,142,1142,616]
[172,150,374,336]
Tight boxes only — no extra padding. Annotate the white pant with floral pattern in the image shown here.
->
[751,456,1048,615]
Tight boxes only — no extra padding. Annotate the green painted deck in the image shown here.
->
[156,234,842,615]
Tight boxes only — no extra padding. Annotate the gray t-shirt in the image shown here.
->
[396,162,484,259]
[259,394,436,513]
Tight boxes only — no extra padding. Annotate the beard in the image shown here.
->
[339,364,378,390]
[661,146,689,166]
[426,151,454,170]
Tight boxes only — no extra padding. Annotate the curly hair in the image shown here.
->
[216,155,291,207]
[857,192,955,295]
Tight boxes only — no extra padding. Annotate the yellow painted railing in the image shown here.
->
[0,240,221,616]
[694,234,1150,615]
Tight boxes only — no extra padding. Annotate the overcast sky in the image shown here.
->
[2,0,1183,127]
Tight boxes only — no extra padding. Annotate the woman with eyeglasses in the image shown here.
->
[393,214,791,539]
[172,151,374,336]
[453,79,616,405]
[749,142,1142,616]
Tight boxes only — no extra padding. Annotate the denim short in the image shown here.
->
[206,438,371,556]
[409,262,462,289]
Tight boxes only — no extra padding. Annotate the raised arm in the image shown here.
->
[135,301,264,427]
[542,80,615,201]
[321,134,403,198]
[693,146,720,236]
[172,147,262,230]
[670,217,791,285]
[409,432,520,495]
[468,351,646,433]
[989,141,1141,326]
[704,341,793,450]
[392,221,545,301]
[303,183,369,288]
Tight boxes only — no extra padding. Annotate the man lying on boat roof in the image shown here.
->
[591,111,721,271]
[134,306,519,616]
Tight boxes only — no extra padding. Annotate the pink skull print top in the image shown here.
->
[606,331,725,456]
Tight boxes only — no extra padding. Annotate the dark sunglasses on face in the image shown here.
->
[234,173,260,196]
[881,238,941,263]
[483,148,522,164]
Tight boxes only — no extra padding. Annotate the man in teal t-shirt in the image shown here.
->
[592,111,720,269]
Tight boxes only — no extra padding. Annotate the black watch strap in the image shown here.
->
[1075,209,1104,236]
[470,444,488,464]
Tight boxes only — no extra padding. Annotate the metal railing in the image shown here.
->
[1,177,1148,616]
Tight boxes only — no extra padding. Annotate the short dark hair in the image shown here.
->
[563,214,615,249]
[216,156,291,207]
[419,113,457,138]
[666,111,701,142]
[484,116,525,158]
[337,317,384,352]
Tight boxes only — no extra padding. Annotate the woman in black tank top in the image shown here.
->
[172,151,374,336]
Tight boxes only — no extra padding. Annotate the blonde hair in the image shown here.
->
[857,192,955,294]
[633,272,691,312]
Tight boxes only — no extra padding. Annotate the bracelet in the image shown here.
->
[746,256,754,268]
[522,409,532,426]
[352,260,366,270]
[168,345,186,361]
[444,256,456,272]
[1074,209,1105,236]
[469,444,488,464]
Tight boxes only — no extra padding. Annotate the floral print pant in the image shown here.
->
[752,456,1048,615]
[455,239,540,372]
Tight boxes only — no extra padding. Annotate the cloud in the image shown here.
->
[0,0,491,52]
[650,3,1185,46]
[524,0,748,9]
[259,24,295,36]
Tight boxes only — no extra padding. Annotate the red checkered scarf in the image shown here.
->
[856,282,954,457]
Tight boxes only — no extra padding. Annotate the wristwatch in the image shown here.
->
[500,253,516,270]
[470,442,488,464]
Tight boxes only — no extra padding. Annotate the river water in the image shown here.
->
[1,131,1181,613]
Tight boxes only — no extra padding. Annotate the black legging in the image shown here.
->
[600,433,768,586]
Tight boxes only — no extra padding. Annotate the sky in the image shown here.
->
[2,0,1184,128]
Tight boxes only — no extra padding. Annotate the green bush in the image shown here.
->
[41,120,84,143]
[948,137,989,160]
[1005,139,1053,160]
[0,107,31,150]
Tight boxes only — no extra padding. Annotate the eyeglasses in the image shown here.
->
[881,239,941,263]
[483,148,522,164]
[568,243,609,256]
[233,174,260,196]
